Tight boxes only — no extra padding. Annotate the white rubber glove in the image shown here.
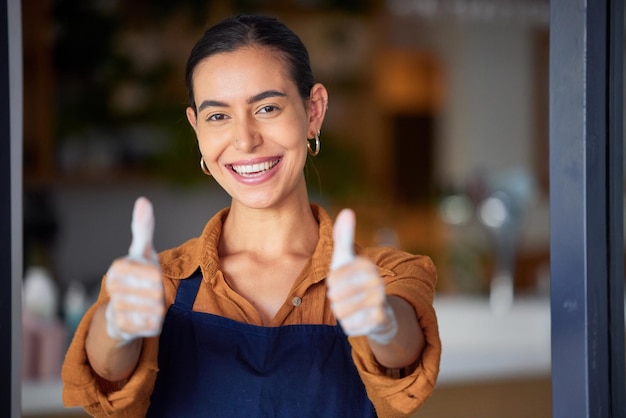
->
[105,197,165,346]
[327,209,398,345]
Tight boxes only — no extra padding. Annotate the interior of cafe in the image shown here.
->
[21,0,553,416]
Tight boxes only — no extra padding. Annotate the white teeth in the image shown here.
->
[232,159,279,176]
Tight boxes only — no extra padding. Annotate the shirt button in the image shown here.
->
[292,296,302,307]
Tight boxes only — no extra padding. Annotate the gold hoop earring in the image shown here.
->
[200,157,212,176]
[307,131,321,157]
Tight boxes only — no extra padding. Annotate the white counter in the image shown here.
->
[22,380,85,417]
[435,295,551,384]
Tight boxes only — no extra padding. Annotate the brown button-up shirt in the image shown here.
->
[62,204,441,417]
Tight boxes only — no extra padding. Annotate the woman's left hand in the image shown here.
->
[326,209,398,345]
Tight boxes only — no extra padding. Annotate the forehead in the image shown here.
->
[192,47,294,99]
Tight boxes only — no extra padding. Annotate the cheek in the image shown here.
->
[278,115,309,145]
[195,128,228,158]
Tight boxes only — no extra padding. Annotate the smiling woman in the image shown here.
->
[186,47,326,208]
[61,15,441,418]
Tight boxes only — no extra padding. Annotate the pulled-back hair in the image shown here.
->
[185,15,315,112]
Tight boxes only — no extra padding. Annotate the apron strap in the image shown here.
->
[173,268,203,310]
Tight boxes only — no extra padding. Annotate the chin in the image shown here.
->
[233,195,279,210]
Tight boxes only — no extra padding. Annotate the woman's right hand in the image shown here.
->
[104,197,165,346]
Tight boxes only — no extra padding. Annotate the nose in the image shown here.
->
[233,117,262,153]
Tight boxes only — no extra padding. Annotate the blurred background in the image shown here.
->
[21,0,553,417]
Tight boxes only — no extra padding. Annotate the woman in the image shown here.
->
[62,15,440,417]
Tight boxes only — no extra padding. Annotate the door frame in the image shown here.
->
[550,0,625,416]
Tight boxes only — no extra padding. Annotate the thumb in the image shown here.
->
[128,196,156,262]
[330,208,356,271]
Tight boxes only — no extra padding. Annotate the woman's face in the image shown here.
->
[187,46,326,210]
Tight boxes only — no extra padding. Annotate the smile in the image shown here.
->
[230,158,281,177]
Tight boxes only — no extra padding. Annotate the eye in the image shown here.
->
[207,113,228,121]
[257,105,280,114]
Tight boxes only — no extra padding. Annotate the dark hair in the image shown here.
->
[185,15,315,112]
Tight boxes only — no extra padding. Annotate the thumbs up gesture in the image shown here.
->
[327,209,398,345]
[104,197,165,346]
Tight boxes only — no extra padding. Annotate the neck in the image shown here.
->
[219,194,319,259]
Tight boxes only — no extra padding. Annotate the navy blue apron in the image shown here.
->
[146,270,377,417]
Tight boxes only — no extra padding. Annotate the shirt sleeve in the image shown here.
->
[61,276,160,418]
[349,250,441,418]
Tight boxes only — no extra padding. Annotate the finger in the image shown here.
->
[326,272,370,299]
[112,293,165,309]
[114,312,162,337]
[128,197,157,262]
[331,208,356,271]
[339,307,383,336]
[107,299,164,342]
[326,260,379,297]
[106,262,163,299]
[109,296,165,317]
[330,290,385,319]
[107,271,163,293]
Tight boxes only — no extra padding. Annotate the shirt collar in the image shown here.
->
[308,203,334,284]
[159,207,228,281]
[160,204,335,286]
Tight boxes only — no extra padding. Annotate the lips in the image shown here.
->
[229,157,281,177]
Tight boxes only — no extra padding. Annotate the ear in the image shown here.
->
[186,107,198,134]
[307,83,329,137]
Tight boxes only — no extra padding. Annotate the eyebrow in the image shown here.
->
[197,90,287,112]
